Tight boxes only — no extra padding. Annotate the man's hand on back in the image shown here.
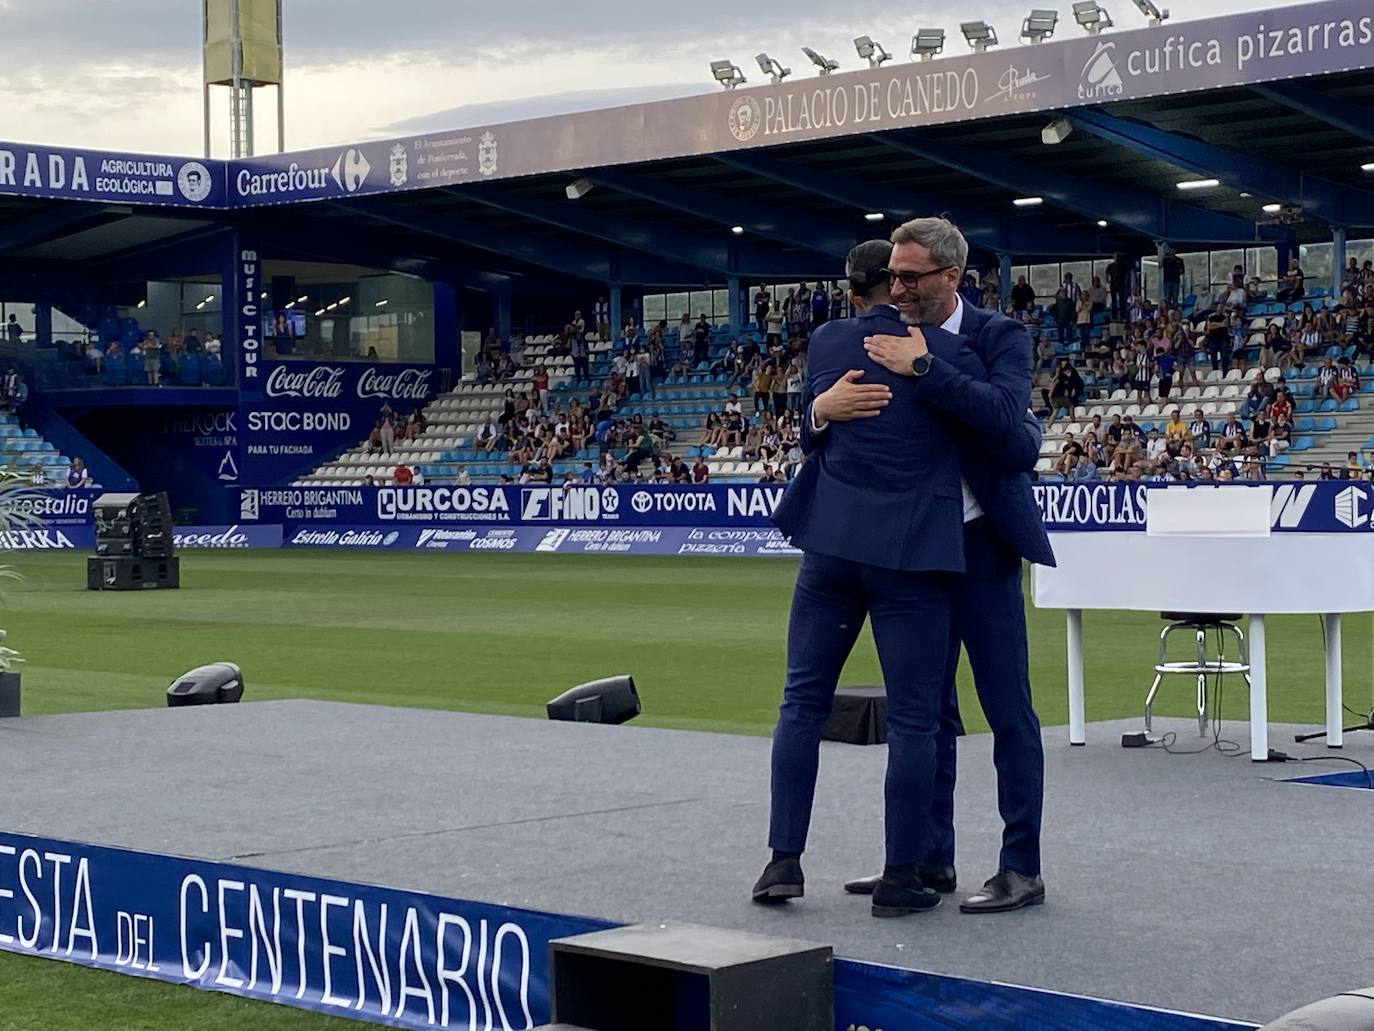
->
[812,369,892,426]
[863,326,928,376]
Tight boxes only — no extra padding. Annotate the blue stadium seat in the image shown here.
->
[105,358,128,386]
[1296,417,1316,432]
[1291,436,1314,451]
[202,355,226,386]
[1296,400,1315,414]
[1318,399,1338,413]
[1316,417,1338,432]
[126,352,143,381]
[180,355,202,386]
[1339,398,1360,412]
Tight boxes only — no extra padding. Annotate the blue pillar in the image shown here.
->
[34,303,52,347]
[1276,241,1293,283]
[609,286,623,343]
[727,276,743,336]
[491,289,511,340]
[997,254,1012,304]
[433,282,458,377]
[1332,227,1347,298]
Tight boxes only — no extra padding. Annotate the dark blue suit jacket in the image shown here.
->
[772,307,968,573]
[801,303,1056,569]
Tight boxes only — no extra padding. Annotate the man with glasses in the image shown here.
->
[753,240,1007,919]
[809,217,1054,915]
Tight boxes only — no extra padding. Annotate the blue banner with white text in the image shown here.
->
[0,830,1256,1030]
[1033,481,1374,533]
[0,831,608,1029]
[0,141,224,207]
[238,483,786,528]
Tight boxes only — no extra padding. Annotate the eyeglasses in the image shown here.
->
[881,265,955,289]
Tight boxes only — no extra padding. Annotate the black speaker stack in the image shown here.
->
[87,492,180,591]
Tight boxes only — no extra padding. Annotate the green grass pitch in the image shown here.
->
[0,550,1365,1028]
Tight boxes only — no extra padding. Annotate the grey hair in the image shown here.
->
[890,216,969,272]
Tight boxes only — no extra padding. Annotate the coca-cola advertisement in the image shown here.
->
[241,361,437,484]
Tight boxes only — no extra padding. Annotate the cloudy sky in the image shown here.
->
[2,0,1292,157]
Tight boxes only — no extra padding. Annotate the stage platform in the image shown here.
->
[1,699,1371,1026]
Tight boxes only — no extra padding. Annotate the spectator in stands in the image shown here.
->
[691,455,710,484]
[1051,289,1075,349]
[785,361,803,415]
[1061,271,1083,305]
[142,332,162,386]
[1045,359,1083,427]
[4,315,20,342]
[1333,356,1360,401]
[1086,276,1107,318]
[1313,356,1339,400]
[1216,413,1246,456]
[1053,432,1082,475]
[1130,343,1152,405]
[570,331,589,383]
[754,288,771,330]
[392,464,413,485]
[1010,275,1036,317]
[700,412,725,450]
[830,284,846,321]
[1104,255,1131,319]
[621,318,639,352]
[1241,371,1273,417]
[691,315,711,366]
[66,457,90,488]
[475,417,498,453]
[1268,416,1292,458]
[1160,248,1184,307]
[624,425,655,476]
[751,363,773,415]
[1075,292,1093,349]
[1276,261,1306,302]
[1204,308,1231,374]
[1155,347,1176,403]
[764,303,784,347]
[810,282,829,327]
[1188,408,1212,448]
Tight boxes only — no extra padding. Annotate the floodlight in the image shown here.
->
[854,35,893,67]
[802,47,839,75]
[1261,203,1282,214]
[911,29,946,60]
[1363,162,1374,172]
[1176,178,1220,190]
[755,53,791,85]
[960,21,999,52]
[710,60,747,89]
[1073,1,1113,33]
[1132,0,1169,24]
[1096,219,1108,227]
[1042,117,1073,144]
[1012,197,1044,207]
[566,177,595,200]
[1022,9,1059,42]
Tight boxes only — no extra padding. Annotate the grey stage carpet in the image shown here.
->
[1,699,1371,1025]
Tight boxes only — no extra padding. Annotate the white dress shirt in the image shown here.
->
[810,296,983,522]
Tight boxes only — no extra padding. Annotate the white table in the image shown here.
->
[1034,532,1374,761]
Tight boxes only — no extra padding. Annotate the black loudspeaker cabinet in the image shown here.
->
[166,663,244,707]
[87,556,180,591]
[547,675,640,724]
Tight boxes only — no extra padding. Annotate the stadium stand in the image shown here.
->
[294,302,823,487]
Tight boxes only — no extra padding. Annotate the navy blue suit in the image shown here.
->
[804,302,1055,877]
[767,309,970,867]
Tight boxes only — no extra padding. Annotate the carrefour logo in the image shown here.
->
[519,487,619,522]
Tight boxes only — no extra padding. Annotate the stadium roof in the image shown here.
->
[3,0,1374,286]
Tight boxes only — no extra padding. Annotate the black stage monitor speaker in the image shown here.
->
[166,663,244,707]
[547,675,640,725]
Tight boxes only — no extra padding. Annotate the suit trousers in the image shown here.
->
[927,518,1044,876]
[769,551,953,866]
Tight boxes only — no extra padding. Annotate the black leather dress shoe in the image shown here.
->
[751,857,804,904]
[959,869,1045,913]
[844,864,957,896]
[870,873,941,917]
